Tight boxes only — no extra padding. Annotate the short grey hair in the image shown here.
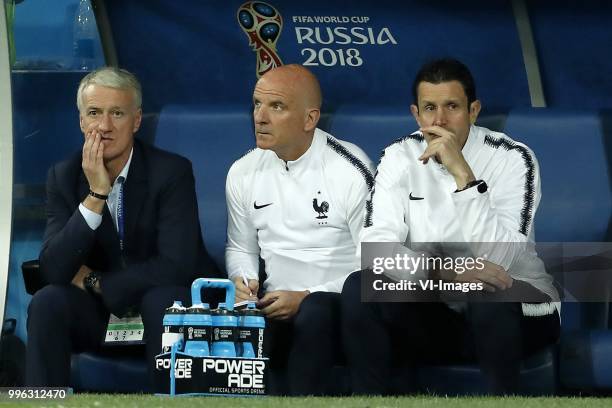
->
[76,66,142,111]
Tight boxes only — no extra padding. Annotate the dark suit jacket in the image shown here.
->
[39,139,214,315]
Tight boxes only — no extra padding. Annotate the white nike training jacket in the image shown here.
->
[226,128,374,293]
[361,125,559,313]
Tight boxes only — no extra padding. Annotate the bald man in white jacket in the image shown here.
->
[225,65,373,395]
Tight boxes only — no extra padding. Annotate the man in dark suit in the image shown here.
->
[26,67,213,387]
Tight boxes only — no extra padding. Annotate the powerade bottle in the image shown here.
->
[183,303,212,357]
[162,301,186,353]
[238,302,266,358]
[211,302,237,357]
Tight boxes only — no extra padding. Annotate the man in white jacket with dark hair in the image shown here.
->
[341,58,560,395]
[225,64,373,395]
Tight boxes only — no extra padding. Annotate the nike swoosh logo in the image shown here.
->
[254,202,273,210]
[409,193,424,200]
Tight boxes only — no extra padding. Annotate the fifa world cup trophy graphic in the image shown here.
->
[237,1,284,78]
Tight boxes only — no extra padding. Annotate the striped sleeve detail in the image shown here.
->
[483,134,536,236]
[325,136,374,191]
[391,133,425,145]
[364,134,424,228]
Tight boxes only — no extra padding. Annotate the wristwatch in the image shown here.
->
[83,270,101,295]
[89,190,109,200]
[455,179,488,193]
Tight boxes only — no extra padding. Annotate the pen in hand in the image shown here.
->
[242,274,253,297]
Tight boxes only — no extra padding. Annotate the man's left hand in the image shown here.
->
[257,290,309,320]
[71,265,101,294]
[71,265,92,291]
[418,125,476,189]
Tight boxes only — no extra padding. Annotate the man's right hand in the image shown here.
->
[82,125,111,197]
[232,277,259,303]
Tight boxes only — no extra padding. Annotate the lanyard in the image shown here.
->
[116,176,125,251]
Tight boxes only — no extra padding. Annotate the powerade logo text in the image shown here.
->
[203,359,265,388]
[293,15,397,67]
[258,329,264,358]
[156,358,192,379]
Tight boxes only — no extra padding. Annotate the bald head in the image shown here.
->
[252,64,322,161]
[258,64,322,110]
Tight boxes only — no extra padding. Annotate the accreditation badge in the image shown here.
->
[104,311,145,345]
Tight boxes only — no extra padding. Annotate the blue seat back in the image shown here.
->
[504,109,612,331]
[154,105,255,269]
[328,105,414,162]
[504,109,611,242]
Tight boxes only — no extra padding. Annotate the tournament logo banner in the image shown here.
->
[292,13,397,68]
[237,1,399,78]
[237,1,284,78]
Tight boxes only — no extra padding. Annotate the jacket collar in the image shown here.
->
[273,128,326,173]
[461,125,480,163]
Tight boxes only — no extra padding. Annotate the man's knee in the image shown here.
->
[341,271,361,303]
[341,271,389,327]
[27,285,73,328]
[294,292,339,332]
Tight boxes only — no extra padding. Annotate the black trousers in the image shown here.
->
[265,291,344,396]
[25,284,190,388]
[341,271,560,395]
